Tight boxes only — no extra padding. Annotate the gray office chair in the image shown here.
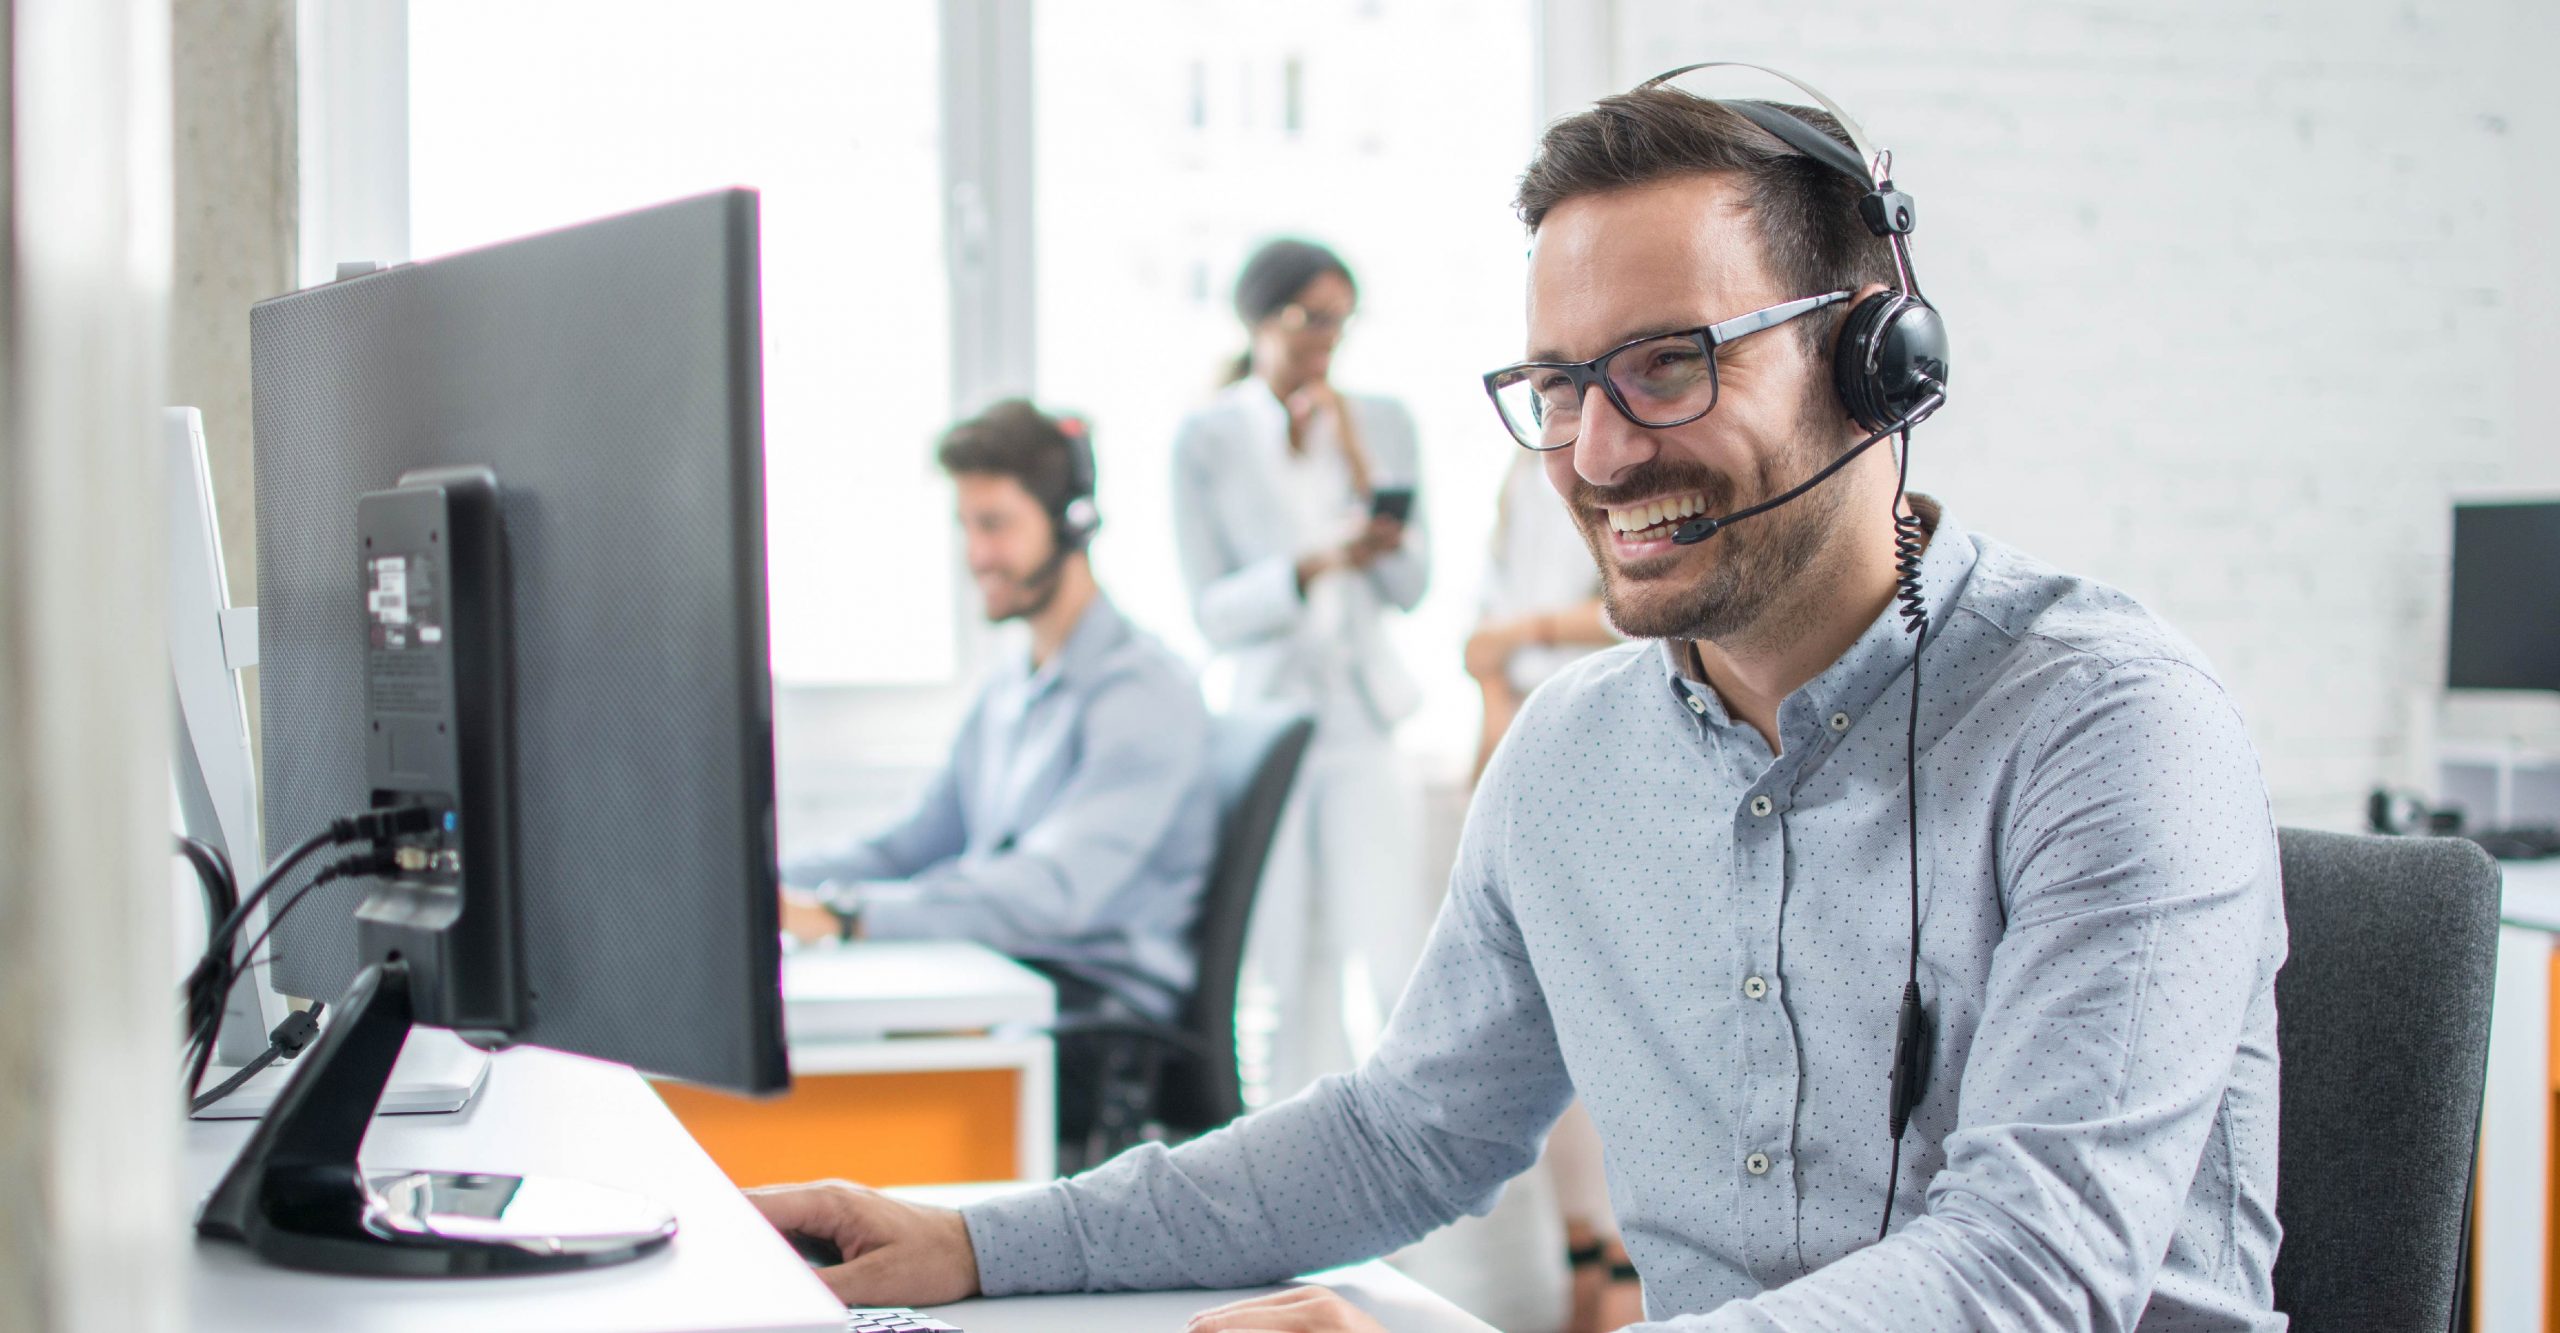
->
[1057,707,1315,1170]
[2273,827,2500,1331]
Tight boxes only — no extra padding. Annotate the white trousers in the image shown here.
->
[1239,733,1426,1106]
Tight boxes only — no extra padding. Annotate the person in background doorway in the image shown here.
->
[1169,238,1431,1104]
[1468,447,1617,785]
[778,401,1217,1140]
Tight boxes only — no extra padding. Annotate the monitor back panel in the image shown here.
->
[253,191,785,1093]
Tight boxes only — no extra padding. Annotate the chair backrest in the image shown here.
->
[1155,707,1316,1133]
[2273,827,2500,1330]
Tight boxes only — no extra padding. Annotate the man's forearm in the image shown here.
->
[962,1069,1506,1295]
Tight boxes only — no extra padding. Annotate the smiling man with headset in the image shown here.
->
[749,67,2287,1332]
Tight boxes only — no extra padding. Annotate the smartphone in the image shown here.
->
[1369,487,1415,524]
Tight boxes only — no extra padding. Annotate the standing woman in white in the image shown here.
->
[1172,239,1431,1104]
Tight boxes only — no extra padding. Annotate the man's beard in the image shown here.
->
[983,553,1066,625]
[1569,432,1851,644]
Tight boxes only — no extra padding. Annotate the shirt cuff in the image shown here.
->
[1240,553,1307,623]
[848,881,943,940]
[962,1183,1091,1297]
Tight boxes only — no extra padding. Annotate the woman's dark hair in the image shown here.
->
[1226,238,1357,383]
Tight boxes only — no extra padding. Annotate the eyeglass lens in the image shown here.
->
[1490,333,1717,449]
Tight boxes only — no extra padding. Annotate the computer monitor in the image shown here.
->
[166,405,275,1066]
[2448,500,2560,694]
[198,190,787,1276]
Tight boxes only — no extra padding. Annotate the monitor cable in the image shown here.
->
[174,834,239,933]
[179,807,434,1105]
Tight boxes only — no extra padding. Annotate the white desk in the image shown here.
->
[928,1264,1493,1332]
[783,940,1054,1042]
[783,940,1058,1182]
[185,1047,844,1333]
[185,1051,1491,1333]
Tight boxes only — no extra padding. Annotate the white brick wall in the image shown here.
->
[1610,1,2560,827]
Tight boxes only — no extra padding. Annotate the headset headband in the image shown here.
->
[1636,60,1923,288]
[1637,61,1889,189]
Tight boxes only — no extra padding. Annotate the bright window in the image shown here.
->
[408,1,954,685]
[1032,0,1539,766]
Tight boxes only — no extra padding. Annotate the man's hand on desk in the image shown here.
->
[1186,1286,1388,1333]
[779,888,858,945]
[745,1180,979,1308]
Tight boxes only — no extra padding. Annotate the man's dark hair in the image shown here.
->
[1515,89,1899,356]
[936,398,1083,519]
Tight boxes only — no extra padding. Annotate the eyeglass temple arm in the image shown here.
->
[1706,291,1851,345]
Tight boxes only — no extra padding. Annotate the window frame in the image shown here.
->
[298,0,1031,709]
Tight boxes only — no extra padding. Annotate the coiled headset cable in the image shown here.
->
[1879,388,1943,1243]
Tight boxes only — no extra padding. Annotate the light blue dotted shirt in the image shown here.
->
[963,507,2289,1331]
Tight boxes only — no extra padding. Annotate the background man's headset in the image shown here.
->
[1010,411,1101,610]
[1052,413,1101,553]
[1636,62,1951,1244]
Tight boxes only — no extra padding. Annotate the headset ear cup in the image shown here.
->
[1833,293,1950,433]
[1831,292,1900,432]
[1054,421,1100,551]
[1059,497,1100,551]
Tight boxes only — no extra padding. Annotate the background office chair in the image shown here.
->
[1057,707,1315,1171]
[2273,827,2499,1331]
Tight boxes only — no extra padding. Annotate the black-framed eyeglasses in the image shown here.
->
[1481,291,1850,451]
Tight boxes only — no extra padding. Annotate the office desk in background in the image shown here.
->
[184,1049,1489,1332]
[657,940,1058,1188]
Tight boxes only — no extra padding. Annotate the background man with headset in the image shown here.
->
[752,70,2288,1332]
[779,399,1217,1038]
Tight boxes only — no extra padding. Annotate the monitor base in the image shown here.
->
[196,958,676,1276]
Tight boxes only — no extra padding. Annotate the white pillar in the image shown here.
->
[0,0,181,1328]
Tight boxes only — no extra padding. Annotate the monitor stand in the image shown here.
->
[196,958,678,1276]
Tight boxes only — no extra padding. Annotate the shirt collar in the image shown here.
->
[1225,376,1290,432]
[1014,592,1131,699]
[1659,500,1979,744]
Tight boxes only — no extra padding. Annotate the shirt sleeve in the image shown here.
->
[1661,658,2287,1331]
[779,707,976,888]
[857,665,1208,950]
[1172,412,1306,650]
[958,751,1578,1293]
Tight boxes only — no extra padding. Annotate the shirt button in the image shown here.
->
[1748,794,1774,818]
[1829,711,1851,732]
[1745,1152,1771,1176]
[1686,694,1707,715]
[1744,975,1768,1000]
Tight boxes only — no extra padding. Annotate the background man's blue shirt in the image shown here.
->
[785,596,1217,1019]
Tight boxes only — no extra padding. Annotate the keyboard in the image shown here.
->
[2471,825,2560,860]
[845,1310,962,1333]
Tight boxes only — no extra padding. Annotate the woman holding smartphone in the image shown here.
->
[1171,237,1430,1104]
